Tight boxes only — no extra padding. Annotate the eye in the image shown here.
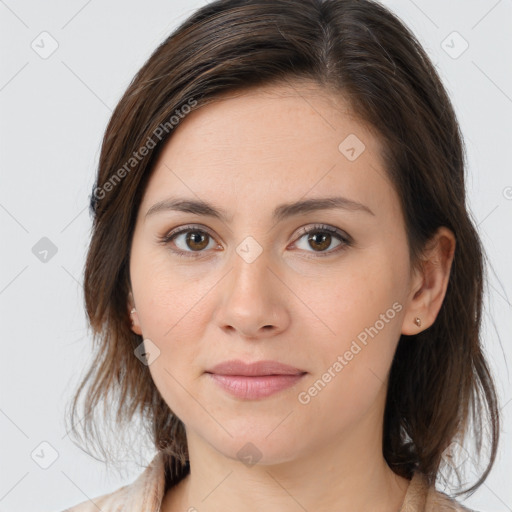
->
[292,224,352,257]
[158,223,352,259]
[158,225,220,257]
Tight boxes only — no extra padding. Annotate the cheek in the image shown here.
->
[296,282,404,435]
[130,241,212,335]
[303,247,407,399]
[129,244,211,397]
[320,251,405,344]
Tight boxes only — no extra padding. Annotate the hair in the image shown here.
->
[66,0,500,497]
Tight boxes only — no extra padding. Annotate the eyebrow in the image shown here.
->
[145,195,375,223]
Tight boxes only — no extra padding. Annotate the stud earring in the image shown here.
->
[130,308,136,325]
[414,317,421,327]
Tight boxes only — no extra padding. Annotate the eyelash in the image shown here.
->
[157,223,353,259]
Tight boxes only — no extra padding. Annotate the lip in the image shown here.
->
[205,359,307,400]
[206,359,305,376]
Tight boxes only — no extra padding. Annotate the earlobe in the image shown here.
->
[127,291,143,335]
[129,307,143,335]
[401,227,456,336]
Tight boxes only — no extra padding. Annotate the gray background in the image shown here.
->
[0,1,511,511]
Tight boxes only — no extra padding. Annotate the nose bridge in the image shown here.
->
[227,229,272,293]
[212,238,287,337]
[228,240,273,309]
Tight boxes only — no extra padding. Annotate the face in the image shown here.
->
[128,81,421,465]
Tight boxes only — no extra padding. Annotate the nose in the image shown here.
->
[211,247,291,340]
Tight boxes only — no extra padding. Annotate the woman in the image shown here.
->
[62,0,500,511]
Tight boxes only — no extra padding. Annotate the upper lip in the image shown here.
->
[206,359,306,376]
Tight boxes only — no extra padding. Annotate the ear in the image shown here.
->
[127,290,143,336]
[401,226,456,335]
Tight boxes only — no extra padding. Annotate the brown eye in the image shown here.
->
[307,232,333,252]
[184,231,210,251]
[293,224,351,257]
[160,226,218,256]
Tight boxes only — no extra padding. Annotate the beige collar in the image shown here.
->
[112,452,473,512]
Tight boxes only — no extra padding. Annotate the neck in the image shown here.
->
[162,406,411,512]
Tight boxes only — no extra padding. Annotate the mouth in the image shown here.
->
[205,359,307,400]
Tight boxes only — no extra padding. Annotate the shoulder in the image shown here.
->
[425,486,480,512]
[58,452,167,512]
[401,470,480,512]
[58,483,131,512]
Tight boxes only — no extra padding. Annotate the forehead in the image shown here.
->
[139,81,397,222]
[165,81,370,157]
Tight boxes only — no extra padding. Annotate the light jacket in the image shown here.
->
[60,451,476,512]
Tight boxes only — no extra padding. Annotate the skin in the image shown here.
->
[127,81,456,512]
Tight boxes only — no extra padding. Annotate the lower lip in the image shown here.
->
[206,373,306,399]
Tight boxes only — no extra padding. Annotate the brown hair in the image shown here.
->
[67,0,500,496]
